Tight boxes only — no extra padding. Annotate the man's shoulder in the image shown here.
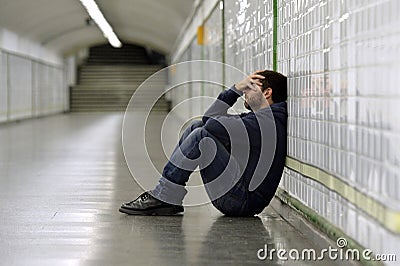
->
[270,102,287,115]
[239,112,251,118]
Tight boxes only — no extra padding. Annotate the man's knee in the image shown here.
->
[191,126,212,140]
[188,120,204,131]
[179,120,204,142]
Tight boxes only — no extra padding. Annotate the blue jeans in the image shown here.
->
[151,120,254,216]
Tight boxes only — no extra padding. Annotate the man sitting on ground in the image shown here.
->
[119,70,288,216]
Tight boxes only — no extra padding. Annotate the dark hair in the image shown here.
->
[257,70,287,103]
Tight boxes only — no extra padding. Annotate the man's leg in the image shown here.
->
[119,120,204,215]
[199,147,251,216]
[176,120,204,148]
[151,123,247,215]
[120,120,250,216]
[151,124,224,205]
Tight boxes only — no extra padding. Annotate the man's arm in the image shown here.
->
[201,86,243,124]
[202,72,265,123]
[201,73,265,144]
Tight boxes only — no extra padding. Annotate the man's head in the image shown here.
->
[244,70,287,110]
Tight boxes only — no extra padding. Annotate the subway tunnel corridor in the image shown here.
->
[1,0,399,265]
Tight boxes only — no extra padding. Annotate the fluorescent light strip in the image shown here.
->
[80,0,122,48]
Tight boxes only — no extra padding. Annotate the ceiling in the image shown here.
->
[0,0,195,55]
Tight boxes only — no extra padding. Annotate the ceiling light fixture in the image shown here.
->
[79,0,122,48]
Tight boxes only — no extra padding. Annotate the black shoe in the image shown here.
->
[119,192,184,215]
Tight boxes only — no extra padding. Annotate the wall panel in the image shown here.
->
[8,54,32,120]
[202,6,225,114]
[225,0,274,73]
[169,47,191,121]
[0,51,7,122]
[170,5,225,121]
[225,0,274,113]
[0,49,67,123]
[190,37,204,118]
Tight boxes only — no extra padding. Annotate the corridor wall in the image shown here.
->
[0,28,68,123]
[168,1,225,122]
[278,0,400,258]
[170,0,400,261]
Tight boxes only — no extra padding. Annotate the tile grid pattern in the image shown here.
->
[170,5,225,121]
[168,48,191,121]
[204,4,224,98]
[225,0,274,74]
[278,0,400,256]
[224,0,275,114]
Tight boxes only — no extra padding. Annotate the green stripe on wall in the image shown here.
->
[285,157,400,234]
[275,188,384,266]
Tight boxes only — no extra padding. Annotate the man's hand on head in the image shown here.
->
[235,71,270,111]
[234,72,265,92]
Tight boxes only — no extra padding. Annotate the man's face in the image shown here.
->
[244,80,265,110]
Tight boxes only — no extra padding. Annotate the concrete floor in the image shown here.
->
[0,113,357,266]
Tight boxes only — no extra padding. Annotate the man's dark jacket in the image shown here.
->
[202,86,288,213]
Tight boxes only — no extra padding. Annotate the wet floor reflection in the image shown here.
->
[199,216,279,265]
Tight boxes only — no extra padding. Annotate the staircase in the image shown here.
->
[87,45,149,65]
[70,44,169,112]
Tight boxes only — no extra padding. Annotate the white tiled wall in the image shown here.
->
[171,0,400,260]
[170,5,225,121]
[171,0,272,116]
[189,37,204,119]
[204,4,224,98]
[168,48,191,122]
[278,0,400,258]
[225,0,274,74]
[224,0,275,114]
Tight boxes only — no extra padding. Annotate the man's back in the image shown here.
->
[202,87,288,214]
[248,101,287,214]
